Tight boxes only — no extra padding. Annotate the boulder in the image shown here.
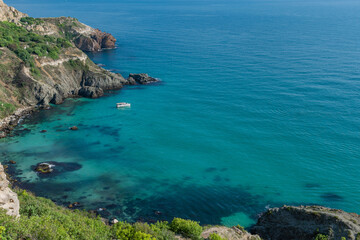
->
[251,205,360,240]
[34,163,54,174]
[127,73,159,85]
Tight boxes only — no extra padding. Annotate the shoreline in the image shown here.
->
[0,107,36,139]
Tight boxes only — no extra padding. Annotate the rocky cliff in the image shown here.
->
[251,205,360,240]
[0,1,141,137]
[0,0,27,22]
[0,164,19,217]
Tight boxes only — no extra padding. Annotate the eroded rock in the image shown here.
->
[0,164,20,217]
[127,73,159,85]
[251,205,360,240]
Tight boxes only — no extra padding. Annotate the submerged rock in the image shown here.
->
[34,163,54,174]
[251,205,360,240]
[32,161,82,178]
[127,73,159,85]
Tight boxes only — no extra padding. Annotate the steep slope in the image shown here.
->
[0,1,131,137]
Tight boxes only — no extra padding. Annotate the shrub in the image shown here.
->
[0,21,71,63]
[209,233,226,240]
[170,218,202,240]
[314,234,329,240]
[134,222,176,240]
[112,222,155,240]
[20,17,44,25]
[0,190,112,240]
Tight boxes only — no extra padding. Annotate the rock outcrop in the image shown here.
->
[0,0,27,22]
[127,73,159,85]
[251,205,360,240]
[21,16,116,52]
[202,226,261,240]
[0,164,20,217]
[75,29,116,52]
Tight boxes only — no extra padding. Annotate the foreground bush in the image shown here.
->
[170,218,203,240]
[0,190,111,240]
[0,190,208,240]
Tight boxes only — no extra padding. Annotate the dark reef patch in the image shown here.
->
[305,183,321,189]
[321,193,344,202]
[31,161,82,178]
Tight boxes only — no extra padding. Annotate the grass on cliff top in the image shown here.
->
[0,21,72,76]
[0,189,209,240]
[0,101,16,119]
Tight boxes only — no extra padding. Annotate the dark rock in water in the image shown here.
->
[154,210,162,216]
[35,163,54,174]
[78,86,104,98]
[321,193,344,202]
[69,126,78,131]
[32,161,82,178]
[68,202,81,209]
[251,205,360,240]
[127,73,159,85]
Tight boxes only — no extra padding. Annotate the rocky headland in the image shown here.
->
[0,0,157,138]
[0,1,359,239]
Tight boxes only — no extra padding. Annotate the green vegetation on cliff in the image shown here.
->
[0,190,217,240]
[0,21,72,73]
[0,101,16,118]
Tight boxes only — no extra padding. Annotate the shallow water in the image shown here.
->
[1,0,360,227]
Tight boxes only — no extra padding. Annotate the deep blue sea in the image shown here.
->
[1,0,360,227]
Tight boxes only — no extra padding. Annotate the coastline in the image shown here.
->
[0,107,35,138]
[1,0,360,239]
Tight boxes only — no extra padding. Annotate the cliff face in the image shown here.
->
[0,164,19,217]
[251,205,360,240]
[0,1,126,138]
[21,16,117,51]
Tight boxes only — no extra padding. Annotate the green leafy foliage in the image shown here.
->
[209,233,226,240]
[20,17,44,25]
[0,21,72,69]
[0,190,112,240]
[0,190,206,240]
[0,101,16,118]
[313,234,329,240]
[112,222,155,240]
[170,218,203,240]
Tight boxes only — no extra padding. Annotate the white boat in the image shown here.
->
[116,102,131,108]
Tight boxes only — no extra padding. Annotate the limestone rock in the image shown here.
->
[202,226,261,240]
[251,205,360,240]
[0,164,20,217]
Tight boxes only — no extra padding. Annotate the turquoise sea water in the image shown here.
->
[1,0,360,227]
